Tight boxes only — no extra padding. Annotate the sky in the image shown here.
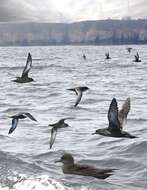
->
[0,0,146,22]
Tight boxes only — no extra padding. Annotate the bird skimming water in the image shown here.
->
[12,53,34,83]
[92,97,137,138]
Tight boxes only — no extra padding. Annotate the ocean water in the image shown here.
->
[0,45,147,190]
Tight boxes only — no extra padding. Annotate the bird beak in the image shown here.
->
[54,159,62,163]
[92,132,96,135]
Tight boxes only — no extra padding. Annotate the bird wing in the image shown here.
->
[136,52,139,58]
[49,128,57,149]
[74,88,83,107]
[23,113,37,121]
[118,97,130,129]
[74,164,113,179]
[108,98,121,130]
[8,118,19,134]
[21,53,32,78]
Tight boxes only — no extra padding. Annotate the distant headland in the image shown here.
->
[0,19,147,46]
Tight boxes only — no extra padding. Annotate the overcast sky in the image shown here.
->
[0,0,146,22]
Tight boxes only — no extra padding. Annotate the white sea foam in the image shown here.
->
[13,175,67,190]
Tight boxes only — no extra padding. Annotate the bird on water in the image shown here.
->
[12,53,34,83]
[92,97,137,138]
[55,153,114,179]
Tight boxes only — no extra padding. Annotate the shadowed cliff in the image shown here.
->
[0,19,147,46]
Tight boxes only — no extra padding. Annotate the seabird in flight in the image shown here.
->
[8,112,37,134]
[67,86,89,107]
[12,53,34,83]
[92,98,137,138]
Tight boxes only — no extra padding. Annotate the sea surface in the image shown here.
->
[0,45,147,190]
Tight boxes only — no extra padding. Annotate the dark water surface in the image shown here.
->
[0,45,147,190]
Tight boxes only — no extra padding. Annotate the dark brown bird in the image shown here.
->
[93,97,137,138]
[126,47,132,53]
[8,112,37,134]
[67,86,89,107]
[134,52,141,62]
[105,52,111,60]
[49,119,70,149]
[12,53,34,83]
[55,153,114,179]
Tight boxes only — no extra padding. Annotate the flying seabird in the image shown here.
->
[49,119,70,149]
[105,53,111,60]
[55,153,114,179]
[83,54,86,60]
[134,52,141,62]
[67,86,89,107]
[12,53,34,83]
[126,47,132,53]
[92,98,137,138]
[8,112,37,134]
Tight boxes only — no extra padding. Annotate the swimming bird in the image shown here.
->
[83,54,86,60]
[12,53,34,83]
[134,52,141,62]
[8,112,37,134]
[105,53,111,59]
[92,98,137,138]
[55,153,114,179]
[126,47,132,53]
[67,86,89,107]
[49,119,70,149]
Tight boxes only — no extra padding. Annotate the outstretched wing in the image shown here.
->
[50,128,57,149]
[21,53,32,78]
[136,52,139,58]
[8,118,19,134]
[74,89,83,107]
[23,113,37,121]
[108,98,120,130]
[118,97,130,129]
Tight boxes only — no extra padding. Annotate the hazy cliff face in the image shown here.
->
[0,20,147,45]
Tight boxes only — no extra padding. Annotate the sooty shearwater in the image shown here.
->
[126,47,132,53]
[105,52,111,60]
[83,54,86,60]
[55,153,114,179]
[8,112,37,134]
[49,119,70,149]
[12,53,34,83]
[92,98,137,138]
[134,52,141,62]
[67,86,89,107]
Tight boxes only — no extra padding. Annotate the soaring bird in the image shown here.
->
[92,98,137,138]
[67,86,89,107]
[8,112,37,134]
[55,153,114,179]
[49,119,70,149]
[12,53,34,83]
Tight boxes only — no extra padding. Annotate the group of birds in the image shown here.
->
[104,49,141,62]
[7,50,138,180]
